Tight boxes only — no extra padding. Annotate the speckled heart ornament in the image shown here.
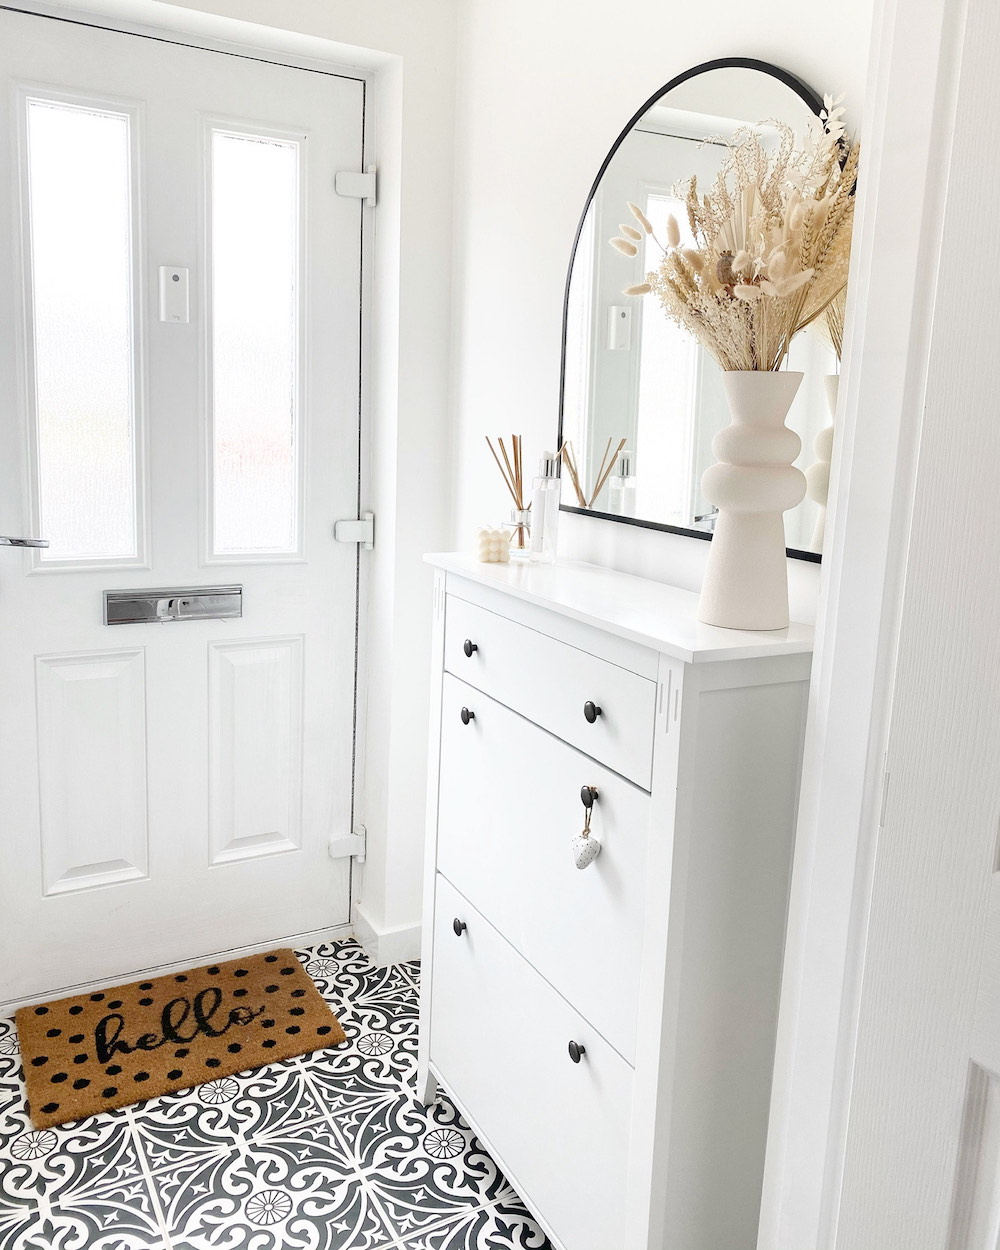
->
[571,833,601,870]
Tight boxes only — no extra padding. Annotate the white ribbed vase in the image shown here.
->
[698,370,806,631]
[804,374,839,553]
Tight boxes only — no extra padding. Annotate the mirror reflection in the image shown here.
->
[559,62,839,556]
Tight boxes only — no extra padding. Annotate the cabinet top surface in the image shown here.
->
[425,554,814,663]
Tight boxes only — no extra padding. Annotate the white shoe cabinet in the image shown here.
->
[417,554,813,1250]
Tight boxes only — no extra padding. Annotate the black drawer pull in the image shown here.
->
[568,1040,586,1063]
[580,784,598,809]
[460,707,475,725]
[463,639,478,657]
[583,700,602,723]
[452,918,467,937]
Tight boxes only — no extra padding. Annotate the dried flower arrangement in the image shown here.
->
[611,96,858,372]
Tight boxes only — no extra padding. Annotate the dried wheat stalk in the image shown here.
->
[822,287,847,361]
[611,96,859,372]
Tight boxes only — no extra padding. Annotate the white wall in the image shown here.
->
[40,0,874,956]
[449,0,874,625]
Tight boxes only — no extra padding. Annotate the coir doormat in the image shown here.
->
[16,948,346,1129]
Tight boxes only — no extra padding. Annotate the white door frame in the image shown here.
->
[758,0,969,1245]
[0,0,383,980]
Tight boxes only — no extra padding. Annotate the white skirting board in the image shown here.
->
[352,901,422,966]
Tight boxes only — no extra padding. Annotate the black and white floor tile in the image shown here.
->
[0,941,551,1250]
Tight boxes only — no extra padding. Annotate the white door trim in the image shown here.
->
[0,0,380,81]
[757,0,968,1245]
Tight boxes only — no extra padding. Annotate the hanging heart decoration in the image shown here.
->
[572,784,602,869]
[571,832,601,870]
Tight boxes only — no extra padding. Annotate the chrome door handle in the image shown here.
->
[0,536,49,548]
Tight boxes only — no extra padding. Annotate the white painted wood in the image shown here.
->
[648,662,810,1250]
[430,873,634,1250]
[444,595,657,788]
[0,10,364,1000]
[816,0,1000,1242]
[416,566,447,1105]
[420,560,812,1250]
[208,637,304,863]
[446,569,660,679]
[0,920,356,1015]
[758,0,970,1235]
[426,552,814,663]
[437,673,650,1061]
[350,903,422,968]
[35,648,148,893]
[949,1067,1000,1250]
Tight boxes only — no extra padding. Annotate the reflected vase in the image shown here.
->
[804,374,839,553]
[698,370,806,631]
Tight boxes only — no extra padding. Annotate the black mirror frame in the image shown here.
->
[556,57,825,563]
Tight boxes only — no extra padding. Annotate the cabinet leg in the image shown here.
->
[416,1067,439,1106]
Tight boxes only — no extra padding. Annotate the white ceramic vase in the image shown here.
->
[698,370,807,631]
[804,374,839,553]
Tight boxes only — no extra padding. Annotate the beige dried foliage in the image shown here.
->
[822,287,847,361]
[609,97,859,372]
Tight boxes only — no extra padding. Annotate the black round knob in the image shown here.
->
[452,918,467,937]
[583,701,603,723]
[463,639,478,657]
[460,707,475,725]
[568,1040,586,1063]
[580,784,598,809]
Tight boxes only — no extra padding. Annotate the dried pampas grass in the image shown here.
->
[610,95,859,372]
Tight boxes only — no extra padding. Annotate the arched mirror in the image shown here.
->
[557,59,838,559]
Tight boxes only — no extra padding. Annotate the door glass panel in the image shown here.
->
[26,98,138,562]
[210,129,301,557]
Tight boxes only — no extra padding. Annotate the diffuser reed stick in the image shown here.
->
[558,442,588,508]
[559,438,627,510]
[588,438,628,509]
[486,435,529,548]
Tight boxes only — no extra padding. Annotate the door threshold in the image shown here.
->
[2,922,357,1015]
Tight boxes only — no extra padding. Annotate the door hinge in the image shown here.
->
[334,511,374,550]
[329,826,367,863]
[335,168,377,206]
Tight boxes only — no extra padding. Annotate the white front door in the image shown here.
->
[0,10,367,1006]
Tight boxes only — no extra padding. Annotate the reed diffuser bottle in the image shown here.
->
[608,448,636,517]
[529,452,560,563]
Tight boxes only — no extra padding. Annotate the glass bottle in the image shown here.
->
[608,449,637,517]
[529,452,560,563]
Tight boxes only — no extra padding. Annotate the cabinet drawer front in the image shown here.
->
[444,595,656,789]
[430,875,632,1250]
[438,673,648,1061]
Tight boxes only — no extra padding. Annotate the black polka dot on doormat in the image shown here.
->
[15,947,346,1130]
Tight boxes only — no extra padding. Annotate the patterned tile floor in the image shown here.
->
[0,940,551,1250]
